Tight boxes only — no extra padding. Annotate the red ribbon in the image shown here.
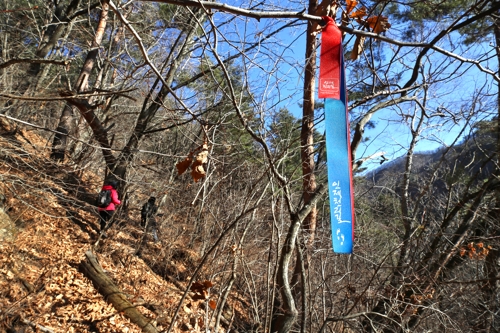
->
[318,16,342,100]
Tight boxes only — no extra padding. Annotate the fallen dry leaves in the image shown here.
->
[0,119,243,333]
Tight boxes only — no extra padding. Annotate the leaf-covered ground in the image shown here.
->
[0,118,245,332]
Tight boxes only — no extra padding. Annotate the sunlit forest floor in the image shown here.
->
[0,118,247,332]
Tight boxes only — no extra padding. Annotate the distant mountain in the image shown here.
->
[366,131,496,187]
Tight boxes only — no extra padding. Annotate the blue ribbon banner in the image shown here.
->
[324,90,355,253]
[320,17,355,254]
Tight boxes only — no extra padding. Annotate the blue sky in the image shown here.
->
[209,5,497,175]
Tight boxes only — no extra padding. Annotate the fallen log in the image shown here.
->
[79,250,158,333]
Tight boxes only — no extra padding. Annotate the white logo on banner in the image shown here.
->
[320,78,339,93]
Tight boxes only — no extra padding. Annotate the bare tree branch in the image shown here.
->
[140,0,500,84]
[0,88,137,101]
[0,58,71,69]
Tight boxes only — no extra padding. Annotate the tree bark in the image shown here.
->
[271,184,328,333]
[29,0,82,76]
[51,104,74,160]
[50,0,109,161]
[300,0,319,246]
[479,12,500,333]
[110,10,204,180]
[14,0,83,94]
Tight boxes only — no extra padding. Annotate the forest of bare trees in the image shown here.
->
[1,0,500,332]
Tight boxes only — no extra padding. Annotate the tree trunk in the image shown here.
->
[79,251,159,333]
[478,13,500,333]
[50,0,109,161]
[288,1,336,329]
[300,0,319,247]
[50,104,74,161]
[17,0,82,93]
[30,0,82,75]
[271,185,328,333]
[110,13,203,180]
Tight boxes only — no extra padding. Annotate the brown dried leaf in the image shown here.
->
[183,303,192,314]
[202,280,213,288]
[208,300,217,310]
[350,7,367,19]
[191,281,204,292]
[190,144,209,182]
[191,165,206,182]
[346,0,357,14]
[350,35,365,60]
[176,157,192,175]
[316,0,334,17]
[366,15,391,34]
[194,146,208,164]
[374,19,391,34]
[192,291,207,300]
[312,0,336,35]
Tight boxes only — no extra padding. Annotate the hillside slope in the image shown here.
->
[0,118,246,332]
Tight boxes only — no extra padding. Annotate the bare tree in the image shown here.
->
[3,1,500,333]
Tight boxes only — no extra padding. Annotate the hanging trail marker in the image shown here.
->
[319,16,355,254]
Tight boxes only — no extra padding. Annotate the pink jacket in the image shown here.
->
[98,185,121,211]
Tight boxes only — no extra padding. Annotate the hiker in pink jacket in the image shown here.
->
[98,180,121,232]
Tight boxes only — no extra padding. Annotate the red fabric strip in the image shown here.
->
[318,16,341,99]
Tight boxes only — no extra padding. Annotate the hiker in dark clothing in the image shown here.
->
[98,180,121,233]
[141,196,158,242]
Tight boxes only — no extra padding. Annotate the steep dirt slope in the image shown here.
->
[0,118,243,333]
